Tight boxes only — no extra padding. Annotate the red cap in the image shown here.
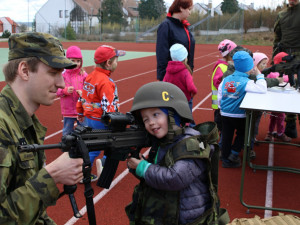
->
[273,52,288,65]
[94,45,126,64]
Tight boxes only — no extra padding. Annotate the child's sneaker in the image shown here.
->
[249,150,256,160]
[228,153,241,164]
[222,159,241,168]
[264,132,273,141]
[96,158,103,178]
[276,133,291,142]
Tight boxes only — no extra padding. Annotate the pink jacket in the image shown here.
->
[267,72,289,83]
[212,59,228,89]
[56,68,88,117]
[163,61,197,101]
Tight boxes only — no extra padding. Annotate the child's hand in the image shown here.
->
[127,153,142,169]
[67,86,74,94]
[250,66,260,76]
[277,77,284,84]
[76,90,82,96]
[77,115,84,123]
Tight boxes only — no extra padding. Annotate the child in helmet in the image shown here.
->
[126,82,219,225]
[56,45,88,136]
[218,51,267,168]
[211,39,237,148]
[163,43,197,114]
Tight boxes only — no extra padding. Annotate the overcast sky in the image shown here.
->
[0,0,284,23]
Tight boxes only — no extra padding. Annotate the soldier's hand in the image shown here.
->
[45,152,83,185]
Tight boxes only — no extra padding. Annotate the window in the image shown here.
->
[65,10,69,18]
[59,10,63,18]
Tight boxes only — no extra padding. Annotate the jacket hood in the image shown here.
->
[66,46,83,70]
[166,61,187,74]
[212,59,228,71]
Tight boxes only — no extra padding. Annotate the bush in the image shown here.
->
[2,30,11,38]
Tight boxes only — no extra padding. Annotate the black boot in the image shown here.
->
[284,120,297,138]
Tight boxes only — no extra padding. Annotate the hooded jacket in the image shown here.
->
[156,16,195,81]
[56,46,88,117]
[163,61,197,101]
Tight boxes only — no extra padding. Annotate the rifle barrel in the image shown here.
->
[18,143,64,152]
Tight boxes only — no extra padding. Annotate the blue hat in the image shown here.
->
[233,51,254,73]
[170,44,188,62]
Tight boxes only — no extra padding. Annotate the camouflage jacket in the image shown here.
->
[274,4,300,52]
[0,85,59,225]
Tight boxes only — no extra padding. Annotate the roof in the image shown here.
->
[73,0,101,16]
[122,0,139,17]
[5,17,14,25]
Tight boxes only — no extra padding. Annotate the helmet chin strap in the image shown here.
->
[159,110,184,147]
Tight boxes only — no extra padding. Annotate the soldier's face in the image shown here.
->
[288,0,299,7]
[27,62,64,107]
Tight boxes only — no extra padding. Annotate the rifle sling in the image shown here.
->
[78,137,97,225]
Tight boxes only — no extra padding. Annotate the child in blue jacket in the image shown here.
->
[218,51,267,168]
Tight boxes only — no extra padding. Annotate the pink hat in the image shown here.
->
[94,45,126,64]
[273,52,289,65]
[253,52,269,67]
[218,39,237,57]
[66,46,83,59]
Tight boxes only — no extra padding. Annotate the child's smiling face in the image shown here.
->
[141,107,168,139]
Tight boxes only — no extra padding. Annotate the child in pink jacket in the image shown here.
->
[56,45,88,136]
[264,52,291,142]
[163,43,197,112]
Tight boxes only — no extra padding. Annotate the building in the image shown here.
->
[0,17,19,36]
[35,0,139,36]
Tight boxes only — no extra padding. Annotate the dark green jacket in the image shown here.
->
[223,64,279,88]
[0,85,59,225]
[274,4,300,51]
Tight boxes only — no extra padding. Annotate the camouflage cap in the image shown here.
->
[8,32,76,69]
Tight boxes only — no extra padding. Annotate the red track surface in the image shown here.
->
[0,42,300,224]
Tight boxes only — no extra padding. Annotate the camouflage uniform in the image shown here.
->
[0,85,59,224]
[0,32,75,224]
[273,3,300,138]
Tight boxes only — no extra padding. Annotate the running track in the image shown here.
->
[0,42,299,224]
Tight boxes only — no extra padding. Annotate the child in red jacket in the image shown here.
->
[77,45,126,182]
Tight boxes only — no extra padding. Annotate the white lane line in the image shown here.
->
[264,142,274,218]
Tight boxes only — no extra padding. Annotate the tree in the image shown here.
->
[221,0,239,14]
[62,22,76,40]
[102,0,126,24]
[138,0,166,20]
[1,30,11,38]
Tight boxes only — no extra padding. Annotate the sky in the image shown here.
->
[0,0,285,23]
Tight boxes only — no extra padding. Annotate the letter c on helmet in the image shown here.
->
[162,91,169,101]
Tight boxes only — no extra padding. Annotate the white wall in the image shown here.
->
[0,17,12,33]
[35,0,75,34]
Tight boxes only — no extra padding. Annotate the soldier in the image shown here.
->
[273,0,300,138]
[0,32,83,224]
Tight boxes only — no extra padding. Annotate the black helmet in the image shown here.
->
[130,82,193,122]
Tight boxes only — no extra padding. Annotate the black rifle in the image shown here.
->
[262,54,300,90]
[18,112,151,225]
